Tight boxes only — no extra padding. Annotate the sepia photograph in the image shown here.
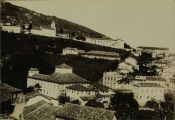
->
[0,0,175,120]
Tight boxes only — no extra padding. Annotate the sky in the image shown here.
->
[8,0,175,51]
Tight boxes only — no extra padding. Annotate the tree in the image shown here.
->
[138,52,153,64]
[160,94,174,120]
[28,23,33,32]
[85,99,104,108]
[58,95,70,104]
[110,92,139,120]
[145,100,159,109]
[71,99,80,105]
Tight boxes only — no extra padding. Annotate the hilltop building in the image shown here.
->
[31,21,56,36]
[2,25,21,33]
[86,37,124,49]
[27,63,90,99]
[83,50,120,60]
[56,33,70,39]
[62,47,85,55]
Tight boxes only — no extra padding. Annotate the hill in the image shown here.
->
[1,31,131,90]
[1,2,106,38]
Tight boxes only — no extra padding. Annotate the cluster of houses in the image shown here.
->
[136,46,169,58]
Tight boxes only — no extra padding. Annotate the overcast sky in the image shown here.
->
[8,0,175,51]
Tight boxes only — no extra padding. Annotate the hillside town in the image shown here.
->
[1,1,175,120]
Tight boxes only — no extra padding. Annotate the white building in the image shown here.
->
[62,47,85,55]
[27,63,90,99]
[25,91,59,107]
[66,84,97,100]
[86,37,124,49]
[56,33,70,39]
[83,50,120,60]
[2,25,21,33]
[133,83,164,106]
[134,75,167,89]
[166,74,175,93]
[102,71,123,89]
[118,62,134,74]
[125,56,138,67]
[31,21,56,37]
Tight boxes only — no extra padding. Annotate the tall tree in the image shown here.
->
[110,92,139,120]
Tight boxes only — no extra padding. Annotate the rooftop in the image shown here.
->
[0,82,22,103]
[23,101,59,120]
[23,101,116,120]
[134,83,163,87]
[29,72,89,84]
[138,46,169,50]
[25,91,55,101]
[55,63,72,69]
[54,103,116,120]
[66,84,98,92]
[86,50,119,57]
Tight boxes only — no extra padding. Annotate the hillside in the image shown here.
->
[1,31,130,90]
[1,2,106,38]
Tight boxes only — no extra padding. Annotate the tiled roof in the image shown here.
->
[86,50,119,57]
[25,91,55,101]
[29,73,89,84]
[55,63,72,69]
[138,46,169,50]
[66,84,98,92]
[29,74,50,80]
[23,102,116,120]
[54,103,116,120]
[23,101,60,120]
[92,83,110,92]
[134,83,163,87]
[0,82,22,103]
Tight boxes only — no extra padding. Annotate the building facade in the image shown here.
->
[102,71,123,89]
[27,63,90,99]
[86,37,124,49]
[133,83,164,106]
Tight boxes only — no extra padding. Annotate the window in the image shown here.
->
[140,96,142,99]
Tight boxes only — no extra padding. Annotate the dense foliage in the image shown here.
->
[85,99,104,108]
[110,92,139,120]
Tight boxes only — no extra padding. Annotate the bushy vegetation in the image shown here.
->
[110,92,139,120]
